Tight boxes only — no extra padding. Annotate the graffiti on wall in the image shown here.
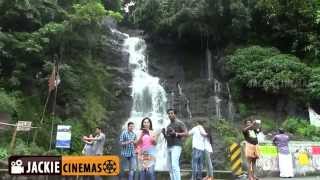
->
[256,145,278,171]
[255,141,320,175]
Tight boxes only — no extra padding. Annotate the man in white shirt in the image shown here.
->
[188,120,207,180]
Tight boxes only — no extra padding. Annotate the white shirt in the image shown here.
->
[204,138,213,153]
[189,125,206,150]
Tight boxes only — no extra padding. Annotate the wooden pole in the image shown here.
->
[32,90,51,144]
[33,58,57,145]
[49,62,59,151]
[9,125,17,154]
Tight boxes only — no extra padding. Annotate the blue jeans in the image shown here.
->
[167,146,182,180]
[140,164,156,180]
[192,148,204,180]
[119,155,137,180]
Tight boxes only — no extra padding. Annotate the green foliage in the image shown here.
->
[82,94,107,128]
[260,118,277,133]
[132,0,162,32]
[227,46,311,94]
[317,10,320,24]
[107,10,123,22]
[307,67,320,99]
[70,1,106,25]
[0,147,8,160]
[238,103,250,118]
[14,139,43,155]
[104,0,122,12]
[0,89,17,114]
[211,119,242,145]
[131,0,252,41]
[252,0,320,61]
[181,137,192,163]
[0,0,121,154]
[282,117,320,141]
[130,0,320,64]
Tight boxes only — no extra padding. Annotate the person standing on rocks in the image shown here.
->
[162,109,188,180]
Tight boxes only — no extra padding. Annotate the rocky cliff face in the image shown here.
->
[102,25,308,167]
[146,42,233,168]
[100,20,133,154]
[147,42,233,122]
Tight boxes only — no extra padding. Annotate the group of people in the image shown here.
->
[80,112,297,180]
[82,127,106,156]
[118,109,215,180]
[81,127,106,180]
[242,118,294,180]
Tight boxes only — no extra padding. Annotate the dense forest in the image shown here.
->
[129,0,320,140]
[130,0,320,99]
[0,0,320,159]
[0,0,124,157]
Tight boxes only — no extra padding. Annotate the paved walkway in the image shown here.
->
[261,177,320,180]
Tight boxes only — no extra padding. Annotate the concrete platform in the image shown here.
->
[0,170,233,180]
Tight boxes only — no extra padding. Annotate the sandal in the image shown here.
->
[202,176,208,180]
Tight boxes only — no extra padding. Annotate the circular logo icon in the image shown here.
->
[103,160,117,174]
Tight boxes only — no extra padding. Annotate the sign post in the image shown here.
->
[2,121,35,154]
[16,121,32,131]
[55,125,71,149]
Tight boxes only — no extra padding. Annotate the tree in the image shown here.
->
[0,0,123,152]
[130,0,252,46]
[308,67,320,99]
[251,0,320,61]
[227,46,311,94]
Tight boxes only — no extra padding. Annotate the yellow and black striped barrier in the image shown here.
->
[229,143,242,176]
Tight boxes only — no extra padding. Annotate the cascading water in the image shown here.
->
[226,83,235,121]
[213,79,222,120]
[122,35,170,170]
[206,48,212,81]
[207,48,223,120]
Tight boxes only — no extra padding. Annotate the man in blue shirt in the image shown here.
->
[119,122,137,180]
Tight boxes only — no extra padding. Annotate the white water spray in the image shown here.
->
[122,36,170,170]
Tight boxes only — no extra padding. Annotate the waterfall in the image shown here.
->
[177,82,192,120]
[177,82,183,96]
[170,91,175,109]
[214,95,222,120]
[186,99,192,120]
[122,35,169,170]
[214,79,222,120]
[226,83,235,121]
[206,48,222,120]
[206,48,212,81]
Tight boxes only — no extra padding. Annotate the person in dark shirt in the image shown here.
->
[242,118,260,180]
[162,109,187,180]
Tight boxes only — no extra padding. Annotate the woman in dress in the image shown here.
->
[136,117,157,180]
